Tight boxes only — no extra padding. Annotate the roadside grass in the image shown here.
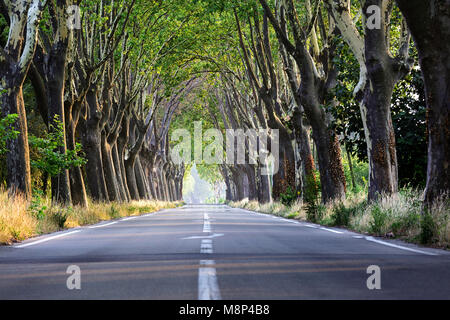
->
[0,188,182,245]
[229,188,449,249]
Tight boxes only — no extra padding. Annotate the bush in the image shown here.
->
[280,186,298,207]
[109,204,120,219]
[51,209,70,229]
[331,203,351,227]
[369,206,388,235]
[420,211,436,244]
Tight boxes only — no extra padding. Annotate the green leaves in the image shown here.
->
[29,116,86,177]
[0,114,20,155]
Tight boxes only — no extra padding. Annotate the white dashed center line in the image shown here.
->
[198,212,221,300]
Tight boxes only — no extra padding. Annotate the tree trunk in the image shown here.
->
[67,116,88,207]
[46,54,72,205]
[125,158,140,201]
[346,146,356,191]
[112,143,129,202]
[81,90,108,202]
[135,156,150,200]
[396,0,450,206]
[257,161,272,204]
[101,133,122,202]
[1,88,32,199]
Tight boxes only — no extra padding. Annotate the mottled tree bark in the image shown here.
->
[396,0,450,206]
[0,0,47,199]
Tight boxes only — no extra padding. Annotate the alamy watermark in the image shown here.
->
[66,265,81,290]
[67,5,81,30]
[366,265,381,290]
[170,121,279,175]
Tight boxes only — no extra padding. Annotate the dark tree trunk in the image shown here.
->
[46,53,72,205]
[361,0,402,201]
[112,143,129,202]
[396,0,450,206]
[244,165,258,201]
[135,156,150,200]
[257,162,272,204]
[346,146,356,191]
[312,125,347,203]
[125,158,140,201]
[101,133,122,202]
[66,100,88,207]
[363,83,398,200]
[1,88,32,199]
[81,90,108,202]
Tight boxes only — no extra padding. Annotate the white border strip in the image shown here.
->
[365,236,438,256]
[88,221,118,229]
[15,230,81,248]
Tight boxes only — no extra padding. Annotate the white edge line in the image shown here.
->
[121,216,139,221]
[88,221,118,229]
[319,227,344,234]
[365,236,438,256]
[15,230,81,248]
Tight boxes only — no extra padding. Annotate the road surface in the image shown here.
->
[0,205,448,299]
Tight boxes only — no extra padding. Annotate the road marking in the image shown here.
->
[198,260,221,300]
[88,221,118,229]
[201,240,213,254]
[121,216,139,221]
[15,230,81,248]
[182,233,224,240]
[319,227,344,234]
[365,236,438,256]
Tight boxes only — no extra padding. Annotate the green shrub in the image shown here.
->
[420,211,436,244]
[369,206,388,235]
[280,186,298,207]
[0,114,19,156]
[331,203,351,227]
[29,115,86,178]
[391,212,420,236]
[52,210,70,229]
[109,204,120,219]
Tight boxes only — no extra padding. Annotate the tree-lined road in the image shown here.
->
[0,205,448,300]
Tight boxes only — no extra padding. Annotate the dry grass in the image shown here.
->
[0,189,182,245]
[0,192,37,244]
[229,189,450,249]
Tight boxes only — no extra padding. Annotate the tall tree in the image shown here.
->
[325,0,414,201]
[395,0,450,207]
[259,0,347,203]
[0,0,48,199]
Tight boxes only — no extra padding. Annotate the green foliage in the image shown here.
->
[369,206,389,235]
[51,209,70,229]
[392,69,427,187]
[28,116,86,177]
[331,203,351,227]
[303,172,323,223]
[280,186,298,207]
[0,114,20,155]
[420,211,436,244]
[29,189,47,221]
[109,205,120,219]
[331,200,368,227]
[342,154,369,194]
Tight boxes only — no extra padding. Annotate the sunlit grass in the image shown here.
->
[0,188,182,245]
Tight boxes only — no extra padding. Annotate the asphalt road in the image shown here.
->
[0,205,448,300]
